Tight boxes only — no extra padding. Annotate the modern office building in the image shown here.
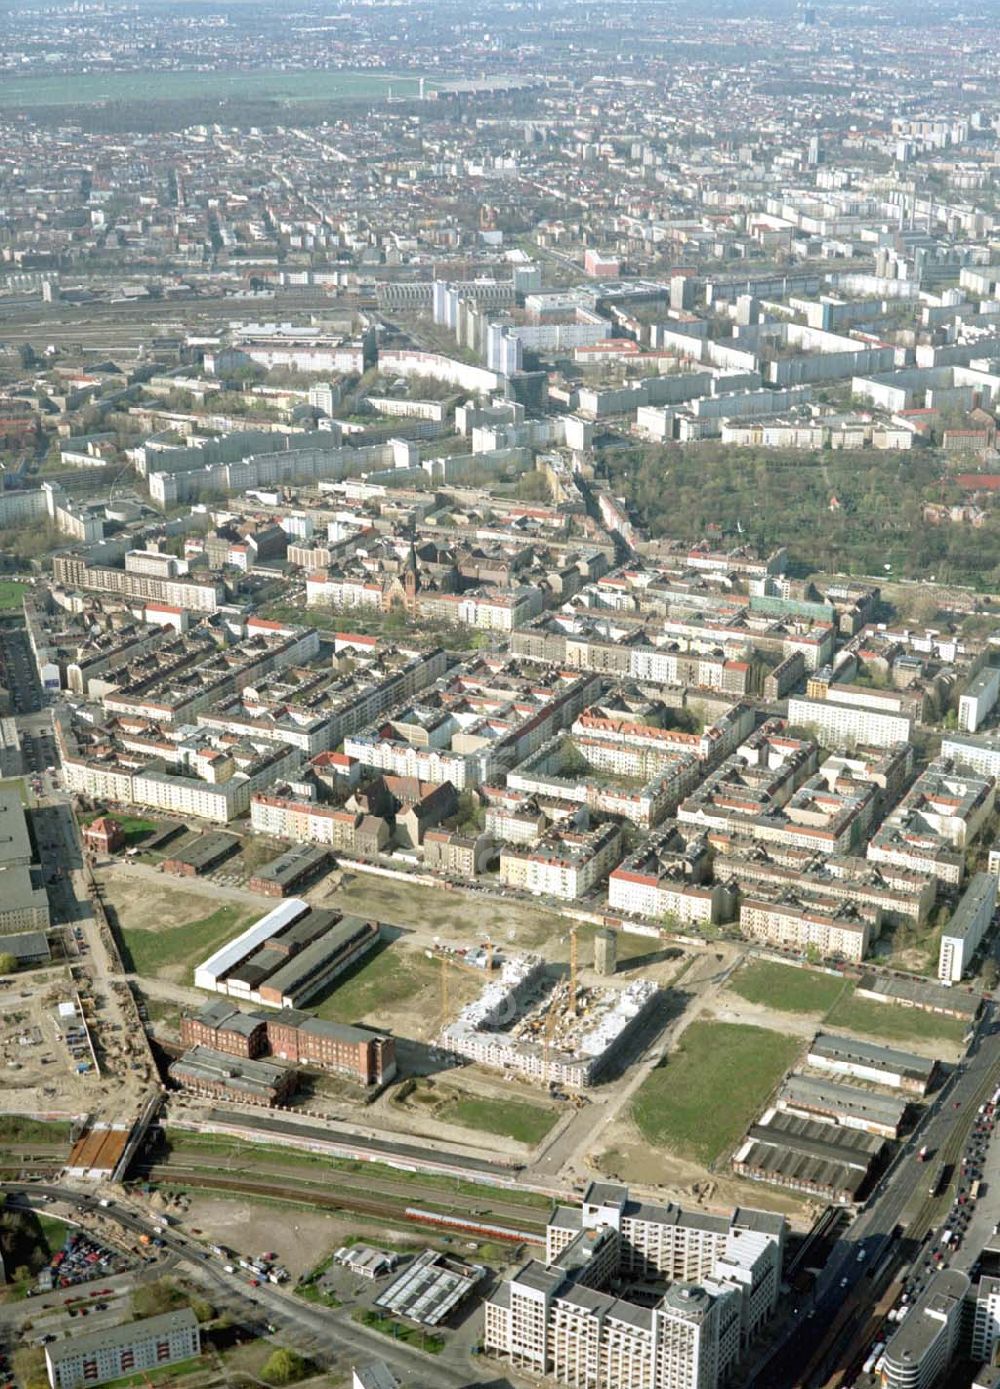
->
[880,1269,969,1389]
[0,785,50,934]
[485,1183,785,1389]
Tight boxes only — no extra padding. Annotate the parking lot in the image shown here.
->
[35,1227,131,1295]
[0,626,42,715]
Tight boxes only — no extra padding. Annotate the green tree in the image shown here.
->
[131,1279,180,1319]
[0,953,17,975]
[454,789,485,834]
[261,1348,307,1386]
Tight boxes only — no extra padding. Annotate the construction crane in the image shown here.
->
[429,944,493,1034]
[567,924,579,1018]
[542,1000,559,1071]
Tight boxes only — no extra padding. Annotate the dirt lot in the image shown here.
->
[0,971,103,1117]
[316,870,574,955]
[96,873,255,985]
[163,1194,341,1280]
[172,1193,501,1283]
[97,873,216,933]
[593,1115,814,1228]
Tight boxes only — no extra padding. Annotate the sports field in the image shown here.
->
[0,580,27,611]
[0,68,429,109]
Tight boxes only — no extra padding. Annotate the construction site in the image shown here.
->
[439,924,662,1090]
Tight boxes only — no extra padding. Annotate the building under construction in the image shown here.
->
[440,952,659,1089]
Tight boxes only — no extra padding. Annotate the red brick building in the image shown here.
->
[83,816,125,856]
[179,1001,268,1058]
[266,1011,397,1085]
[179,1000,395,1086]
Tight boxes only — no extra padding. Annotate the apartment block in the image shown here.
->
[45,1310,200,1389]
[251,791,388,854]
[787,694,913,749]
[609,833,731,928]
[738,897,873,963]
[422,829,492,877]
[959,666,1000,733]
[868,758,995,888]
[500,822,622,900]
[938,872,997,983]
[53,554,223,613]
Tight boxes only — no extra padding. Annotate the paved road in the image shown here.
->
[746,1004,1000,1389]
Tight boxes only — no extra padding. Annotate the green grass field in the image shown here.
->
[727,961,851,1015]
[0,68,428,109]
[438,1096,557,1146]
[632,1021,802,1166]
[82,811,157,845]
[0,1115,72,1146]
[824,992,969,1047]
[0,580,27,611]
[309,944,437,1024]
[122,904,251,982]
[353,1308,444,1354]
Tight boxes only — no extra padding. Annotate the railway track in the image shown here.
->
[135,1159,549,1234]
[904,1056,1000,1244]
[139,1144,541,1222]
[135,1165,547,1241]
